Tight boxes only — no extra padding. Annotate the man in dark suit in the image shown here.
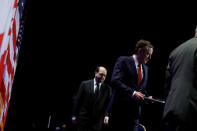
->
[110,40,153,131]
[72,66,112,131]
[163,27,197,131]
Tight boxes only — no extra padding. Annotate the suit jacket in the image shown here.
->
[110,56,149,120]
[73,79,112,130]
[163,37,197,127]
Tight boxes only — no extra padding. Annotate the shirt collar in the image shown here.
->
[94,78,102,86]
[133,54,140,67]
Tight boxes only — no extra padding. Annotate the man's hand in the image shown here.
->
[104,116,109,125]
[72,116,76,121]
[72,116,77,124]
[134,91,145,101]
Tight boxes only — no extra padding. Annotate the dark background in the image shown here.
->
[4,1,197,131]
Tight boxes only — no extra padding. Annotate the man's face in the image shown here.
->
[138,46,153,64]
[95,67,107,83]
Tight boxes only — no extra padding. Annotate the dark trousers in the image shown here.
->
[77,123,102,131]
[111,117,139,131]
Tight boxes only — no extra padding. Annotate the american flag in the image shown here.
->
[0,0,26,130]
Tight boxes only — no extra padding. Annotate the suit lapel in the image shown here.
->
[129,56,138,85]
[99,83,105,96]
[90,79,95,95]
[142,65,147,83]
[129,56,138,78]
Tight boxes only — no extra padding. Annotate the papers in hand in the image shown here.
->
[143,96,165,104]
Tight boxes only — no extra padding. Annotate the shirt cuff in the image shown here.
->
[132,91,136,98]
[104,116,109,120]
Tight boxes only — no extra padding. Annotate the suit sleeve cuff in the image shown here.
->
[132,91,136,98]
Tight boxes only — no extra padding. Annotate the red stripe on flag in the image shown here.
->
[6,45,11,76]
[12,19,17,51]
[6,45,14,81]
[0,33,4,49]
[0,81,6,103]
[0,51,7,88]
[14,0,18,8]
[8,28,12,36]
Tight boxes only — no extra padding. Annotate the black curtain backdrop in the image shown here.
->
[4,1,197,131]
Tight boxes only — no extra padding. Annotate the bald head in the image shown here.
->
[95,66,107,83]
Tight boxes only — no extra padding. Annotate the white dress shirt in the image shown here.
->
[94,78,101,93]
[132,55,143,96]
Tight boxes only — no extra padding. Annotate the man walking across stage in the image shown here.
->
[72,66,112,131]
[110,39,153,131]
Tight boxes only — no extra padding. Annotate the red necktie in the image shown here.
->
[138,64,142,86]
